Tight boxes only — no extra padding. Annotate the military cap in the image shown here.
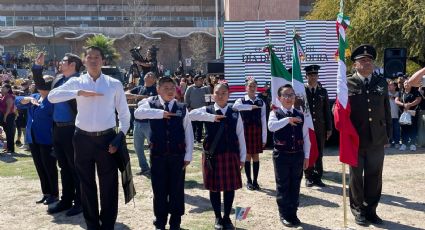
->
[351,44,376,61]
[304,65,321,75]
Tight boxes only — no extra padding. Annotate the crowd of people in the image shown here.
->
[0,43,424,230]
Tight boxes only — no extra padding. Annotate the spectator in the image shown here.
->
[388,80,400,148]
[0,84,16,154]
[417,86,425,147]
[395,81,422,151]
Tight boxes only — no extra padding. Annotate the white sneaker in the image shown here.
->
[399,144,407,151]
[410,144,416,151]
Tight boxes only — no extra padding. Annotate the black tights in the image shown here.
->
[209,190,235,219]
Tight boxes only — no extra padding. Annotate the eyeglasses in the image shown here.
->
[60,59,69,63]
[280,93,296,99]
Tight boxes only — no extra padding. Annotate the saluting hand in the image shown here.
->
[35,52,45,66]
[214,115,226,122]
[78,90,104,97]
[163,111,176,119]
[252,105,261,109]
[30,98,40,106]
[288,117,302,126]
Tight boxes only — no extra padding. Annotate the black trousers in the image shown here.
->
[304,130,325,181]
[273,150,304,219]
[29,142,58,197]
[73,131,118,230]
[2,114,16,152]
[191,121,203,142]
[151,154,185,229]
[53,124,81,205]
[349,145,385,218]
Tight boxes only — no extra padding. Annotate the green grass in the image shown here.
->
[0,151,39,179]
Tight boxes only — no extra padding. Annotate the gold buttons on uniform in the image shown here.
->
[369,118,372,121]
[366,90,369,94]
[367,99,370,102]
[368,108,372,112]
[313,118,316,121]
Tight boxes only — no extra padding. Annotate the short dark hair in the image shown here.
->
[157,77,176,87]
[214,83,229,92]
[83,46,105,59]
[277,84,293,97]
[64,53,83,72]
[193,74,203,81]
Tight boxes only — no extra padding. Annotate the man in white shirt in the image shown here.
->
[48,46,130,230]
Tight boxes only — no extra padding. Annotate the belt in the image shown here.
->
[134,119,148,123]
[75,127,115,137]
[273,148,303,154]
[55,121,75,127]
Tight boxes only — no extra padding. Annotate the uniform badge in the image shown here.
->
[376,86,384,95]
[257,100,263,106]
[232,113,238,119]
[175,110,183,117]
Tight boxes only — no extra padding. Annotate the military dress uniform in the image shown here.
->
[303,65,332,186]
[347,44,392,225]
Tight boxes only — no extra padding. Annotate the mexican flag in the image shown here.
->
[291,33,319,167]
[333,12,359,167]
[265,45,292,108]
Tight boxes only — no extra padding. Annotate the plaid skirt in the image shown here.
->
[244,122,263,155]
[202,151,242,192]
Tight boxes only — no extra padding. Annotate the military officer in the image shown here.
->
[347,44,392,226]
[303,65,332,187]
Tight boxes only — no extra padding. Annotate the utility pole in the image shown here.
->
[215,0,219,59]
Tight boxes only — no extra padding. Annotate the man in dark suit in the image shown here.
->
[303,65,332,187]
[347,44,392,226]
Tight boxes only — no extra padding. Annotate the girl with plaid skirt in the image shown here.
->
[233,79,267,191]
[189,83,246,230]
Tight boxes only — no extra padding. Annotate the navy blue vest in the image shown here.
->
[239,98,263,126]
[148,96,186,156]
[273,109,304,152]
[204,105,240,154]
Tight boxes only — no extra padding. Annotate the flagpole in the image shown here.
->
[342,163,347,228]
[215,0,220,59]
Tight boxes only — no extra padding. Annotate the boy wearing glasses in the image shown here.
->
[268,84,310,228]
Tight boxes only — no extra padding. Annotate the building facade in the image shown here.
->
[0,0,315,72]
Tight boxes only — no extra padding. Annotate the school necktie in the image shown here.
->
[311,88,315,95]
[287,111,292,117]
[216,109,223,115]
[164,102,170,112]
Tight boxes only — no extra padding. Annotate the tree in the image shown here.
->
[188,34,208,73]
[85,34,121,66]
[21,43,45,69]
[306,0,425,65]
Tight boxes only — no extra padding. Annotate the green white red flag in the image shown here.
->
[333,10,359,167]
[291,33,319,167]
[265,45,292,108]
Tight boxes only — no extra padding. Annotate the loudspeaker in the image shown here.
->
[384,48,407,79]
[207,60,224,74]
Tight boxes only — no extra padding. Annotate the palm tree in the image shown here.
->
[85,34,120,66]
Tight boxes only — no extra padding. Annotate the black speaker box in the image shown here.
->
[384,48,407,78]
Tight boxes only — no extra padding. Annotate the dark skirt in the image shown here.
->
[202,151,242,192]
[244,122,263,155]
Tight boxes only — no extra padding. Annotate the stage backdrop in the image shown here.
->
[224,20,338,100]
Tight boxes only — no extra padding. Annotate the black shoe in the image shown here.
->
[43,195,58,205]
[280,217,295,227]
[305,179,314,187]
[252,182,261,191]
[366,214,384,225]
[15,140,22,146]
[214,217,223,230]
[292,215,301,226]
[246,182,254,190]
[315,179,326,187]
[36,195,48,204]
[354,214,368,226]
[65,204,83,216]
[47,201,72,214]
[222,217,235,230]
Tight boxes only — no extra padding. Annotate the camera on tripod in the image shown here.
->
[130,46,145,62]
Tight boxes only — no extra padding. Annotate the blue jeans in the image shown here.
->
[133,121,151,171]
[391,118,400,145]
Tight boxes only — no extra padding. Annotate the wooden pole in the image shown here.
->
[342,163,347,228]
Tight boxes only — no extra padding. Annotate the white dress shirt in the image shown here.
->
[233,95,267,144]
[268,106,311,159]
[189,103,247,162]
[134,96,194,161]
[48,73,130,134]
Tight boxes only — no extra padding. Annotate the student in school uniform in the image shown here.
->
[268,84,310,228]
[189,83,246,230]
[233,78,266,190]
[134,77,194,230]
